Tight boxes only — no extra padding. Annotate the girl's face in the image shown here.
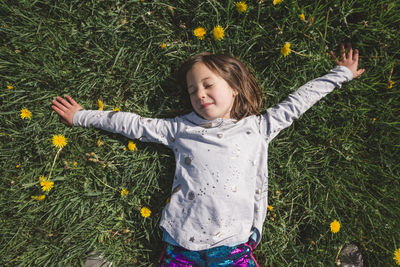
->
[186,62,238,120]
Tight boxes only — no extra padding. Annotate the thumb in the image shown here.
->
[354,68,365,78]
[60,118,73,126]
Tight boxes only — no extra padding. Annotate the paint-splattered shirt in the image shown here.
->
[73,66,353,251]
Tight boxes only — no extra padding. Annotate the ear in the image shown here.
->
[232,89,238,97]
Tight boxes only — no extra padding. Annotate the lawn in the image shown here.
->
[1,0,399,266]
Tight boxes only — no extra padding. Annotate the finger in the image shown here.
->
[353,69,365,79]
[339,43,346,60]
[356,68,365,77]
[346,43,353,60]
[51,105,65,116]
[52,99,68,112]
[57,96,73,108]
[65,95,78,106]
[353,49,359,62]
[340,43,345,54]
[329,51,339,64]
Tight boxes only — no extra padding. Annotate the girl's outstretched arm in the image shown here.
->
[51,95,84,126]
[330,43,365,79]
[261,43,364,140]
[52,96,178,149]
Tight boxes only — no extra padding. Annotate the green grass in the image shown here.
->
[1,0,399,266]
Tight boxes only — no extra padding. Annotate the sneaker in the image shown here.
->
[338,244,363,267]
[85,252,113,267]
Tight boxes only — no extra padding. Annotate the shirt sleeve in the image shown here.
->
[261,65,353,140]
[73,110,178,148]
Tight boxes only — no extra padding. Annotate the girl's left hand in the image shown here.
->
[51,95,83,126]
[330,43,365,79]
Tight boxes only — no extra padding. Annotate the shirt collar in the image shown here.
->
[183,112,237,128]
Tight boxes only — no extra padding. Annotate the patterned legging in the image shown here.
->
[159,241,259,267]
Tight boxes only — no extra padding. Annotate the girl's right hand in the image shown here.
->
[51,95,83,126]
[329,43,365,79]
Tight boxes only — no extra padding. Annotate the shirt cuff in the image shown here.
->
[72,109,85,126]
[333,65,353,81]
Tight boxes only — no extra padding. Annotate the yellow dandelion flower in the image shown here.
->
[98,99,103,110]
[121,188,128,196]
[193,27,206,40]
[213,25,225,41]
[123,147,126,151]
[7,84,14,90]
[20,108,32,119]
[31,195,46,201]
[52,134,67,149]
[388,80,395,89]
[330,219,340,233]
[113,107,121,112]
[97,139,104,147]
[309,17,314,24]
[40,177,54,192]
[16,164,20,168]
[141,207,151,218]
[299,13,306,21]
[273,0,283,5]
[267,205,274,211]
[236,1,247,13]
[394,248,400,265]
[281,42,291,57]
[160,43,167,49]
[73,161,77,166]
[128,140,136,151]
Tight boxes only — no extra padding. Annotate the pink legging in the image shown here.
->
[159,241,259,266]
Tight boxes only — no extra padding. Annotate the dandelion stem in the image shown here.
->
[291,50,310,57]
[48,147,62,180]
[334,245,343,263]
[323,7,333,50]
[388,64,394,81]
[90,170,116,191]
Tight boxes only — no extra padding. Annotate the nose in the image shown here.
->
[196,87,206,100]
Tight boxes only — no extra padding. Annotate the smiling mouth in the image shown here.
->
[200,103,213,108]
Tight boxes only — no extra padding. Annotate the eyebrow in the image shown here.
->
[188,77,212,89]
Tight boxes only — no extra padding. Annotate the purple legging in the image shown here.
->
[159,241,259,267]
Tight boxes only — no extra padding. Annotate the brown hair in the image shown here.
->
[178,52,263,120]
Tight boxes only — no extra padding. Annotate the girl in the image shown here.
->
[52,43,364,266]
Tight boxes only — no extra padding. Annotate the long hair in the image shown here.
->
[178,52,263,120]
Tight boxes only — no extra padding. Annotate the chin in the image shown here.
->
[202,115,215,120]
[197,113,215,121]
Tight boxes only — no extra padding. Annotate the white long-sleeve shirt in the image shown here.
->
[73,66,353,251]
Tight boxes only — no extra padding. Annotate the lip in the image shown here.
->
[200,103,213,109]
